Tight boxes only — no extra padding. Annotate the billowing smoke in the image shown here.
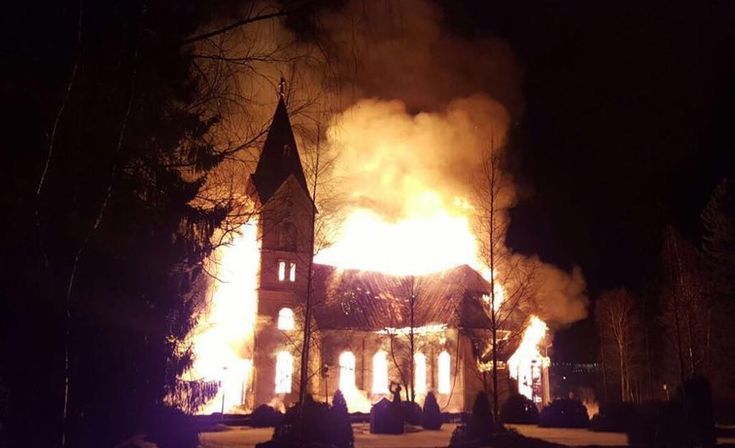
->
[197,0,588,324]
[327,95,510,219]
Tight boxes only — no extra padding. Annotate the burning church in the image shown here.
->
[205,97,554,414]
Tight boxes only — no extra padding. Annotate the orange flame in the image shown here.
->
[184,220,260,414]
[507,315,550,402]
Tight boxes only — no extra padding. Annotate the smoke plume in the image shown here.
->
[201,0,588,325]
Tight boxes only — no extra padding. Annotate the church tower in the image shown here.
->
[248,95,315,407]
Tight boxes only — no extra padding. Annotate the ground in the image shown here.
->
[198,423,627,448]
[197,423,735,447]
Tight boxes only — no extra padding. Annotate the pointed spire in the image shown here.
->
[250,96,309,204]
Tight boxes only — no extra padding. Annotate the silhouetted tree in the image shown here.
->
[330,390,354,448]
[421,392,443,430]
[596,289,642,402]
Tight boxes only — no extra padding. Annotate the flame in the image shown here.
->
[315,193,482,275]
[184,220,261,414]
[507,315,550,402]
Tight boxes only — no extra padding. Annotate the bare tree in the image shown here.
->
[595,289,641,402]
[660,227,713,384]
[473,143,538,421]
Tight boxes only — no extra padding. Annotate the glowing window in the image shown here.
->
[414,352,427,395]
[438,351,451,394]
[339,351,356,391]
[277,308,295,331]
[277,261,296,283]
[372,351,389,394]
[275,351,293,393]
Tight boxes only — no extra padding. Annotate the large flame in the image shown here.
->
[507,315,550,403]
[315,193,481,276]
[185,220,261,414]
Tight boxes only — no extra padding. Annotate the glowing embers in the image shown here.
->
[339,351,356,391]
[507,315,550,403]
[275,351,293,393]
[438,351,451,394]
[372,351,389,394]
[414,352,427,395]
[277,307,295,331]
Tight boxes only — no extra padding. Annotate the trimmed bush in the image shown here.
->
[624,401,663,447]
[265,396,332,447]
[251,404,284,428]
[467,392,494,441]
[500,394,539,424]
[449,424,477,448]
[538,399,588,428]
[330,390,354,448]
[370,397,404,434]
[422,392,443,430]
[146,406,199,448]
[402,400,423,425]
[626,377,716,448]
[450,397,501,448]
[589,402,635,432]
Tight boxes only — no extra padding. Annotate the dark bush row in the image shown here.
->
[371,391,445,433]
[256,391,353,448]
[539,399,589,428]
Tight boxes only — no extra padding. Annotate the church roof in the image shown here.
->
[250,98,309,204]
[311,264,493,331]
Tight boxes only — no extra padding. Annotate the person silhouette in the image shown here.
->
[389,381,402,405]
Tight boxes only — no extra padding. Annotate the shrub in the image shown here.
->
[467,392,494,441]
[146,406,199,448]
[422,392,443,430]
[449,424,478,448]
[500,394,539,424]
[626,377,716,448]
[251,404,284,428]
[589,402,635,432]
[538,399,588,428]
[370,397,404,434]
[678,376,716,448]
[402,400,423,425]
[625,401,668,448]
[330,390,354,448]
[266,396,333,447]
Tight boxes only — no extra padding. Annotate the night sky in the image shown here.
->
[443,1,735,360]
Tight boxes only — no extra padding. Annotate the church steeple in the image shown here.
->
[250,97,309,204]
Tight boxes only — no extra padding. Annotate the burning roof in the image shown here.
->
[311,263,493,331]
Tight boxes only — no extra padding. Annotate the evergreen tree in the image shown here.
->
[468,391,495,440]
[0,0,246,446]
[330,390,354,448]
[421,392,443,430]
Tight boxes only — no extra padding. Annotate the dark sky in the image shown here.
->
[441,1,735,360]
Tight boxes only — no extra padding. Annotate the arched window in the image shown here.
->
[414,352,427,395]
[372,351,389,394]
[438,351,451,394]
[277,221,297,251]
[275,351,293,393]
[277,308,295,331]
[339,351,356,392]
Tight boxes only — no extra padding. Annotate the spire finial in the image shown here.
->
[278,76,286,99]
